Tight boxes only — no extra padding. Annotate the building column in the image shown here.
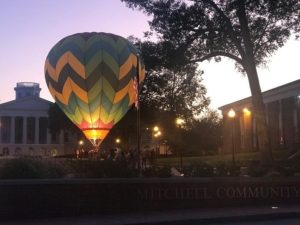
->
[252,117,257,150]
[59,131,64,144]
[240,115,245,150]
[35,117,39,144]
[0,116,2,143]
[293,99,299,143]
[46,129,51,144]
[279,100,283,145]
[265,103,269,125]
[10,116,15,144]
[22,117,27,144]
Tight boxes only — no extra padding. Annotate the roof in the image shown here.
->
[219,79,300,111]
[0,96,53,111]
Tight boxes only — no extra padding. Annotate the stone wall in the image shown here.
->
[0,178,300,220]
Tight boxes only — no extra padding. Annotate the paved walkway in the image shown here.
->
[2,205,300,225]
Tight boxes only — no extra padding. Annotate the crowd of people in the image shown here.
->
[75,147,157,169]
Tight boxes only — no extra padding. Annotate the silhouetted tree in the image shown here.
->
[122,0,300,164]
[184,110,223,155]
[134,39,210,123]
[47,103,81,136]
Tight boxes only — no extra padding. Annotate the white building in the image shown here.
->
[0,82,76,157]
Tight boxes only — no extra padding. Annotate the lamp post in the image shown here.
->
[115,138,121,145]
[176,118,184,171]
[78,140,84,159]
[228,109,236,164]
[153,126,161,158]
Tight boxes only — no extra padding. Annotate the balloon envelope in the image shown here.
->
[45,32,145,147]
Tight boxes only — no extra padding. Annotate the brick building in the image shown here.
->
[219,79,300,154]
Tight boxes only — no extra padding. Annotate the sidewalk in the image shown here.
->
[3,204,300,225]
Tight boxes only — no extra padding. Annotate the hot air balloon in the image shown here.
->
[44,32,145,147]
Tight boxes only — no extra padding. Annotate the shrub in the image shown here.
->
[142,166,171,178]
[182,161,214,177]
[66,160,138,178]
[0,158,65,179]
[214,162,241,177]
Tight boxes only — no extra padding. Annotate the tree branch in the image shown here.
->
[203,0,246,59]
[189,51,243,65]
[253,19,272,56]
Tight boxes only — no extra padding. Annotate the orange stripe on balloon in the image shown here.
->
[45,52,86,82]
[119,53,136,80]
[45,59,58,82]
[56,52,86,80]
[48,82,71,105]
[113,79,132,104]
[67,52,86,79]
[47,77,88,105]
[67,77,89,103]
[128,79,136,105]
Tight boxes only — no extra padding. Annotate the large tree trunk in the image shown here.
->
[245,59,273,164]
[236,0,273,165]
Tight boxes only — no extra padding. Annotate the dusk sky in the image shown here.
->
[0,0,299,110]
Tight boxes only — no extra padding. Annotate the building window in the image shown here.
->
[1,117,11,143]
[64,132,69,142]
[27,117,35,144]
[51,132,59,144]
[15,117,23,144]
[39,117,48,144]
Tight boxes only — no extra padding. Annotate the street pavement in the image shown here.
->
[2,205,300,225]
[220,219,300,225]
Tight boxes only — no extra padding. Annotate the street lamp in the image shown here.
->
[176,118,184,127]
[153,126,161,157]
[176,117,184,171]
[115,138,121,144]
[78,140,84,146]
[243,108,251,116]
[228,109,236,164]
[77,140,84,159]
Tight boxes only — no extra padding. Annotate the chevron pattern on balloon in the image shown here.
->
[45,32,145,147]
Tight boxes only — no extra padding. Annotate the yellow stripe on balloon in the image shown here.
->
[90,107,100,125]
[119,53,136,80]
[113,79,132,104]
[99,105,110,124]
[48,82,71,105]
[67,52,86,79]
[45,52,86,82]
[48,77,89,105]
[73,107,84,125]
[67,77,89,103]
[79,109,92,125]
[83,129,109,141]
[106,108,120,124]
[56,52,86,80]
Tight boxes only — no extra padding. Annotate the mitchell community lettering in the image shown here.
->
[137,186,300,201]
[137,187,212,200]
[216,186,300,199]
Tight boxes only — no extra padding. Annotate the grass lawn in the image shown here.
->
[155,149,291,167]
